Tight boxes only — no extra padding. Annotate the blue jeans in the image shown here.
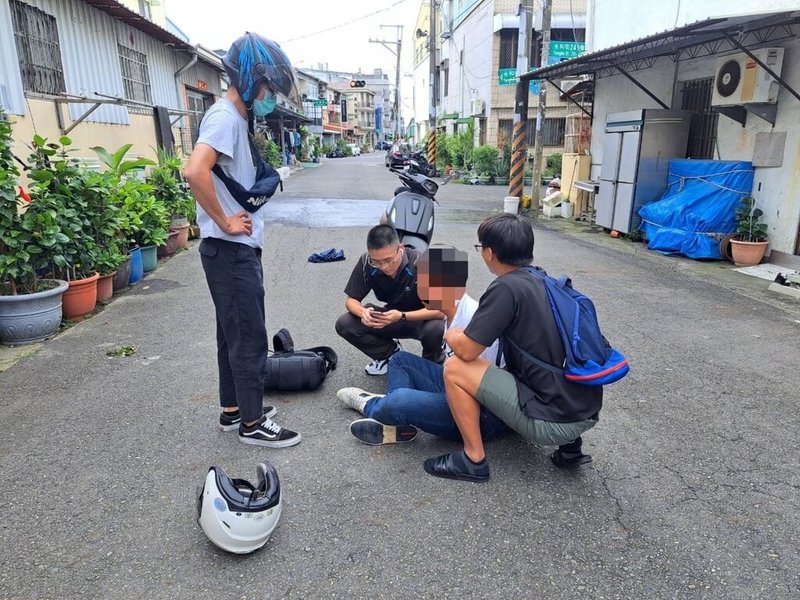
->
[364,351,508,441]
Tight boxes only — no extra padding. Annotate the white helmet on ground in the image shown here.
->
[197,462,282,554]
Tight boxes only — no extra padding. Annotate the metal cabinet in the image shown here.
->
[596,110,691,234]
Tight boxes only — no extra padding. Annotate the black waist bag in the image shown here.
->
[264,328,337,391]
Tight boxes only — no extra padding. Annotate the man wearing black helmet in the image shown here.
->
[185,33,301,448]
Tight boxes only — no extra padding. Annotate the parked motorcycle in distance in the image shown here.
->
[382,166,450,252]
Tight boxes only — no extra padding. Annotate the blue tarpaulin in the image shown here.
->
[638,159,754,259]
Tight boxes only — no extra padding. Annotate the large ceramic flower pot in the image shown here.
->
[157,230,180,258]
[0,280,68,346]
[62,272,99,321]
[172,223,190,249]
[129,247,144,285]
[113,255,132,293]
[731,239,769,267]
[140,244,157,273]
[97,271,116,303]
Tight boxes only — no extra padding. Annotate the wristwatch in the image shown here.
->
[400,312,407,321]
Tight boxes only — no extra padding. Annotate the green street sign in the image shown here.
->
[312,99,327,107]
[549,41,585,58]
[498,68,517,86]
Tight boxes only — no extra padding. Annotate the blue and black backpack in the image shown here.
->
[503,267,629,387]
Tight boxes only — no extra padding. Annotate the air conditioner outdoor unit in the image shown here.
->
[711,48,784,106]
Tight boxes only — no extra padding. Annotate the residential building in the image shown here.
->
[329,81,376,148]
[527,0,800,259]
[304,66,394,141]
[0,0,224,164]
[411,0,434,144]
[296,69,327,145]
[417,0,586,154]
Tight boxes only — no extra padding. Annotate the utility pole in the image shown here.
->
[427,0,437,173]
[508,0,533,207]
[371,25,403,142]
[530,0,552,216]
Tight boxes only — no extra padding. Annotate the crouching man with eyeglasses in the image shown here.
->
[335,225,446,375]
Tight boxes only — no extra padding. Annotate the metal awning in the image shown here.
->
[523,11,800,82]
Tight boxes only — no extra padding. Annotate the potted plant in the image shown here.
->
[81,169,125,302]
[147,147,194,248]
[495,145,511,186]
[730,196,769,266]
[0,119,69,344]
[133,193,170,273]
[25,135,100,321]
[92,144,156,283]
[473,144,499,185]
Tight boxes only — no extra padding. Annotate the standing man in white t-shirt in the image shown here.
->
[337,245,508,445]
[185,33,300,448]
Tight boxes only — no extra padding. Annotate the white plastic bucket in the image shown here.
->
[503,196,520,214]
[560,201,573,218]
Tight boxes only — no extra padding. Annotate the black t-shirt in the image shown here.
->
[465,267,602,423]
[344,248,425,312]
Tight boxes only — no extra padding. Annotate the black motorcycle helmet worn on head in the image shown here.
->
[223,32,299,108]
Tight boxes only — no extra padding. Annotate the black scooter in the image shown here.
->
[382,167,450,252]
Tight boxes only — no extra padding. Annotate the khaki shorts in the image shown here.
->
[476,366,598,446]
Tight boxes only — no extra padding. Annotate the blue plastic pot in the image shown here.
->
[128,247,144,285]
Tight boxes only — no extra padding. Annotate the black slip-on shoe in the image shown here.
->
[349,418,418,446]
[423,451,490,483]
[550,449,593,469]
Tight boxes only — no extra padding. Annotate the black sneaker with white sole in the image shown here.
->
[364,340,402,376]
[349,418,418,446]
[238,416,301,448]
[219,406,277,432]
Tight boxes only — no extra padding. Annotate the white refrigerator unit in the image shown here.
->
[596,110,691,234]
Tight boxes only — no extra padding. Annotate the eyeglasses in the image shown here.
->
[368,247,401,268]
[473,244,484,252]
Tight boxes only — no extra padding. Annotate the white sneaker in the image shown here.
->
[364,340,402,376]
[336,387,384,414]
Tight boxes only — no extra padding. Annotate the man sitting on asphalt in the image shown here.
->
[424,213,602,483]
[335,225,446,375]
[337,244,508,445]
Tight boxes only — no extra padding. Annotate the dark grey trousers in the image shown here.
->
[199,237,267,423]
[335,311,446,363]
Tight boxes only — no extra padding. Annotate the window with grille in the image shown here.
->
[10,0,66,95]
[118,44,152,107]
[526,117,566,146]
[443,68,449,97]
[499,29,518,69]
[498,118,564,147]
[681,77,718,159]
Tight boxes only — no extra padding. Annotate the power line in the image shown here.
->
[282,0,408,43]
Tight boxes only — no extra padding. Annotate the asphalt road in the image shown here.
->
[1,151,799,599]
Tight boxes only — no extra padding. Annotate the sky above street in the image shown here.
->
[166,0,422,76]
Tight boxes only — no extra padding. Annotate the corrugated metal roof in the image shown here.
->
[524,10,800,81]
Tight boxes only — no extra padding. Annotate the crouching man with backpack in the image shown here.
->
[424,213,602,482]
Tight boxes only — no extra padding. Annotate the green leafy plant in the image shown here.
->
[26,135,99,281]
[735,197,768,242]
[497,144,512,178]
[0,115,53,294]
[435,133,452,169]
[92,144,168,248]
[472,144,499,177]
[146,147,194,221]
[336,138,352,156]
[252,131,283,168]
